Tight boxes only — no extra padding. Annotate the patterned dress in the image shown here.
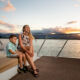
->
[17,33,31,51]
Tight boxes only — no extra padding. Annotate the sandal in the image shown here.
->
[31,69,39,77]
[17,67,24,73]
[23,65,28,71]
[29,67,39,72]
[23,65,28,73]
[36,69,39,72]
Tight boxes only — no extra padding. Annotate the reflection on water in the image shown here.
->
[60,40,80,58]
[38,39,66,56]
[0,39,80,59]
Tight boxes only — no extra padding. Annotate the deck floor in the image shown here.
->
[10,56,80,80]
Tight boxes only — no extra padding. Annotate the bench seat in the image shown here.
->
[0,57,18,73]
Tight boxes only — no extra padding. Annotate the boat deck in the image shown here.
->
[10,56,80,80]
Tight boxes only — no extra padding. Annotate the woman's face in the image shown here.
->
[24,26,30,33]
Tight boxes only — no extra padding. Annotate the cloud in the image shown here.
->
[74,4,80,7]
[1,16,7,19]
[0,0,6,2]
[0,0,16,12]
[73,0,80,7]
[33,26,80,34]
[67,21,77,24]
[0,20,12,29]
[75,0,80,2]
[61,27,80,34]
[0,29,9,33]
[73,0,80,2]
[0,20,18,33]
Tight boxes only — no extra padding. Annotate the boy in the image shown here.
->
[6,35,27,72]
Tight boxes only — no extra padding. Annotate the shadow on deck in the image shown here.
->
[10,56,80,80]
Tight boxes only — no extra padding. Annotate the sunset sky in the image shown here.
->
[0,0,80,33]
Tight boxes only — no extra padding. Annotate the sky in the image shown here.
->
[0,0,80,33]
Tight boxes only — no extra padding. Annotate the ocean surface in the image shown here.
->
[0,39,80,59]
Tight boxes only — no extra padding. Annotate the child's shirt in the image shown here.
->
[6,41,17,56]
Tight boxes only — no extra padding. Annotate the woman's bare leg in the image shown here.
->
[16,50,23,68]
[18,54,23,68]
[25,53,38,74]
[22,54,27,66]
[30,45,34,60]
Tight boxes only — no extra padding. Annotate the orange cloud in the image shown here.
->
[1,16,7,19]
[54,27,80,34]
[0,29,10,33]
[46,27,80,34]
[63,28,80,34]
[0,20,18,33]
[0,0,16,12]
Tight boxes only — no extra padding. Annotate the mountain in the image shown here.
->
[0,31,80,39]
[0,33,18,38]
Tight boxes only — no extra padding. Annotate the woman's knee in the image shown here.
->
[19,54,23,58]
[25,52,28,56]
[25,53,31,59]
[22,54,26,58]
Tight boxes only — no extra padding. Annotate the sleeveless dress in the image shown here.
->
[21,33,30,47]
[17,33,30,51]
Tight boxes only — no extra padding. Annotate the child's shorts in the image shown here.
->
[7,54,18,58]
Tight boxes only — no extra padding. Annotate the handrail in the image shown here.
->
[37,34,48,56]
[37,36,68,57]
[0,40,4,51]
[0,40,3,45]
[56,39,68,57]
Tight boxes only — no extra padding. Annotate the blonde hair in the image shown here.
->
[29,33,34,40]
[23,25,34,40]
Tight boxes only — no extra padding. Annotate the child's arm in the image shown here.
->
[9,49,16,54]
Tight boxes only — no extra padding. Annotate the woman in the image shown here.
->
[18,25,39,77]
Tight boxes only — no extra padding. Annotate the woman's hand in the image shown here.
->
[30,53,34,57]
[28,51,34,57]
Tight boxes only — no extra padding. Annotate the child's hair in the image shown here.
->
[9,35,17,39]
[22,25,34,40]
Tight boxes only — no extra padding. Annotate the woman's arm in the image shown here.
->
[18,34,31,54]
[29,38,34,57]
[29,38,33,47]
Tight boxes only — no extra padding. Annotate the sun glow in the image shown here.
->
[65,31,80,34]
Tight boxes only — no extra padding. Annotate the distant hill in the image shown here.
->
[0,33,19,38]
[0,32,80,40]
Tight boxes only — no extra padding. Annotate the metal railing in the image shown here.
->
[37,33,69,57]
[0,40,4,51]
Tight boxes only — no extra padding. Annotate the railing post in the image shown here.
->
[37,34,48,56]
[56,39,68,57]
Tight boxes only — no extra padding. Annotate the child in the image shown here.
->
[6,35,27,72]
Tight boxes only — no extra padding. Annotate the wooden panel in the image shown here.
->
[0,57,18,73]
